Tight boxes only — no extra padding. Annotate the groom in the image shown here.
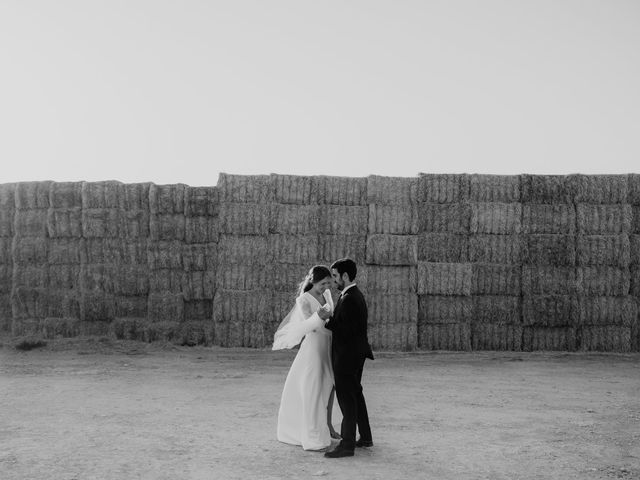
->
[318,258,374,458]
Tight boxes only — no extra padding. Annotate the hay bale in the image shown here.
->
[470,203,521,234]
[471,323,523,350]
[47,264,80,290]
[314,176,367,206]
[1,293,12,331]
[577,296,636,326]
[522,266,577,295]
[358,265,417,293]
[80,264,116,292]
[49,182,82,208]
[111,317,144,340]
[418,233,469,263]
[140,320,181,343]
[368,204,419,235]
[12,265,48,288]
[183,243,216,272]
[176,320,214,346]
[629,174,640,205]
[185,216,218,244]
[182,270,215,300]
[577,204,633,235]
[271,174,318,204]
[523,234,576,266]
[184,299,213,321]
[218,202,271,235]
[81,181,123,209]
[15,182,52,209]
[418,323,471,350]
[12,237,48,265]
[472,296,521,324]
[185,186,219,217]
[367,175,418,205]
[522,326,577,351]
[417,262,472,295]
[270,264,310,293]
[14,209,48,237]
[147,241,183,269]
[417,174,469,203]
[217,234,270,265]
[82,238,148,265]
[270,234,319,264]
[120,210,150,238]
[12,287,79,320]
[318,206,368,235]
[576,234,630,267]
[149,213,185,241]
[520,175,575,204]
[122,183,151,210]
[42,317,81,338]
[149,268,183,294]
[471,264,520,295]
[418,203,471,233]
[469,175,521,203]
[149,184,186,214]
[368,293,418,325]
[114,296,148,318]
[47,208,82,238]
[0,265,12,293]
[82,209,121,238]
[147,293,184,322]
[522,204,576,234]
[369,321,417,351]
[366,234,417,266]
[418,295,473,324]
[0,237,12,264]
[522,295,578,327]
[576,267,630,296]
[0,209,14,238]
[631,266,640,297]
[0,183,16,208]
[217,173,273,203]
[212,289,269,346]
[112,265,149,295]
[318,234,367,264]
[633,205,640,234]
[469,234,522,264]
[270,204,319,235]
[571,174,628,204]
[579,326,631,352]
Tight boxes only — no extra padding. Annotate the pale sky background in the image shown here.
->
[1,0,639,186]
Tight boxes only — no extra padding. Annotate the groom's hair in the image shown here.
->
[331,258,357,281]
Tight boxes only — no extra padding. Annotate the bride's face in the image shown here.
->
[312,276,333,294]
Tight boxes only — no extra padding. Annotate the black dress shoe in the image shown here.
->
[324,447,354,458]
[355,438,373,448]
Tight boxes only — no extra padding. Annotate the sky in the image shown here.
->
[1,0,639,186]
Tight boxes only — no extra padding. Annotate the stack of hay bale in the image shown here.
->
[521,175,579,350]
[11,182,52,335]
[469,175,523,350]
[574,175,636,351]
[365,175,418,350]
[181,186,218,345]
[630,174,640,351]
[44,182,83,337]
[415,174,471,350]
[214,174,273,347]
[0,183,15,332]
[146,184,187,340]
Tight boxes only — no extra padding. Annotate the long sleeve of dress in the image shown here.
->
[272,294,327,350]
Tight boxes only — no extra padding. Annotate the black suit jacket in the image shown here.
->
[325,286,374,375]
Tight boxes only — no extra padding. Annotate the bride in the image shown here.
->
[273,265,341,451]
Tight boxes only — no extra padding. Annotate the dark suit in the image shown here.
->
[325,285,374,451]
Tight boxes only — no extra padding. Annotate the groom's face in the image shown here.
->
[331,269,344,291]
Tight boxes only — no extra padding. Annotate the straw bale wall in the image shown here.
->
[1,173,639,351]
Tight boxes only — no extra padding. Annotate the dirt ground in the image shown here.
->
[0,337,639,480]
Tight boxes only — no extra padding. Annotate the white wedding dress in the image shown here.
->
[274,289,341,450]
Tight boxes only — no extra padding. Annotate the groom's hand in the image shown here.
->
[317,307,331,321]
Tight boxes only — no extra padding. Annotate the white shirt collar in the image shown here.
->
[340,283,357,296]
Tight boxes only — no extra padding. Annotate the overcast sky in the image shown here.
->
[1,1,639,186]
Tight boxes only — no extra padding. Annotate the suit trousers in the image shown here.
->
[334,358,372,451]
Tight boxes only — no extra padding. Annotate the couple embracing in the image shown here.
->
[273,258,374,458]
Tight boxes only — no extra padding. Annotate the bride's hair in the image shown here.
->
[298,265,332,296]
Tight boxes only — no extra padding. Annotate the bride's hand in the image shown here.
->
[317,306,331,320]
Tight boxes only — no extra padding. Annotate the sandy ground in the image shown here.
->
[0,337,639,480]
